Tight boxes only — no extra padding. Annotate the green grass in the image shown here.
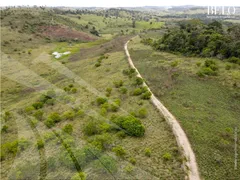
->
[128,36,240,180]
[1,30,185,179]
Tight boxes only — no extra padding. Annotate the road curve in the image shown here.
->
[124,40,201,180]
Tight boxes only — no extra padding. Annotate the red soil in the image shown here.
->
[39,25,96,41]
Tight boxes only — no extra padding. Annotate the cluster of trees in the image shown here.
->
[145,20,240,64]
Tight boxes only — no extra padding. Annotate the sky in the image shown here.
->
[1,0,240,7]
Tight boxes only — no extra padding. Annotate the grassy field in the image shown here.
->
[1,10,185,179]
[64,14,164,35]
[128,36,240,180]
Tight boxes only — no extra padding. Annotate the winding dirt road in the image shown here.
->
[124,40,201,180]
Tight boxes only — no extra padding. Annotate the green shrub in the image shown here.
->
[227,57,240,65]
[134,77,144,86]
[100,107,107,116]
[132,88,143,96]
[3,111,12,121]
[44,118,55,128]
[112,116,145,137]
[124,164,134,173]
[39,94,51,103]
[32,102,44,109]
[120,87,128,94]
[170,60,179,67]
[197,67,217,77]
[48,112,61,123]
[113,80,123,88]
[95,62,101,67]
[30,119,38,128]
[64,86,71,92]
[45,99,55,106]
[205,59,216,67]
[110,104,119,112]
[138,108,148,118]
[63,111,75,120]
[2,138,29,155]
[105,87,112,97]
[141,91,152,100]
[1,125,8,133]
[129,157,136,165]
[33,110,43,120]
[112,146,126,157]
[163,152,172,160]
[63,124,73,134]
[25,106,35,114]
[71,172,86,180]
[69,84,74,88]
[76,109,85,117]
[71,88,77,93]
[145,148,152,157]
[83,120,101,136]
[89,133,113,150]
[116,131,126,138]
[122,68,136,78]
[96,97,108,105]
[36,139,44,149]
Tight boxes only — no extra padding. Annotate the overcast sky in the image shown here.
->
[1,0,240,7]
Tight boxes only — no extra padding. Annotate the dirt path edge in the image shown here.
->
[125,40,201,180]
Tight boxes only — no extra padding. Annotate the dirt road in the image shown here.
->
[124,40,200,180]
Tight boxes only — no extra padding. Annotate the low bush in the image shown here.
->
[44,118,55,128]
[132,88,143,96]
[100,107,107,116]
[96,97,108,105]
[163,152,172,160]
[138,108,148,118]
[227,57,240,65]
[89,133,113,150]
[113,80,123,88]
[145,148,152,157]
[76,109,85,117]
[124,164,134,173]
[71,88,78,93]
[141,91,152,100]
[122,68,136,78]
[63,111,75,120]
[48,112,61,123]
[30,119,38,128]
[105,87,112,97]
[25,106,35,114]
[119,87,128,94]
[95,62,101,67]
[112,116,145,137]
[2,138,29,155]
[63,124,73,134]
[71,172,86,180]
[129,157,136,165]
[33,110,43,120]
[134,77,144,86]
[36,139,44,149]
[32,102,44,109]
[112,145,126,157]
[45,99,55,106]
[83,120,101,136]
[1,125,8,133]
